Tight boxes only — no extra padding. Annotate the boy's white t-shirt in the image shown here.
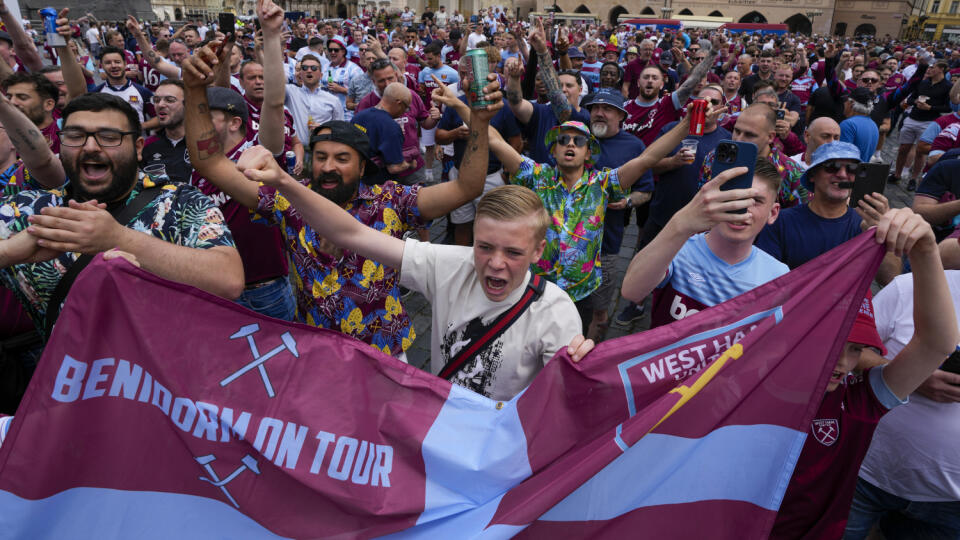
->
[400,239,581,401]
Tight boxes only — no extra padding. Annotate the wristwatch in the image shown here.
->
[624,196,634,209]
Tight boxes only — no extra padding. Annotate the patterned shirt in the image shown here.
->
[511,157,625,302]
[0,174,234,332]
[699,145,807,208]
[254,181,426,356]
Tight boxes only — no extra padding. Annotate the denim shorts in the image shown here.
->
[236,277,296,322]
[844,477,960,540]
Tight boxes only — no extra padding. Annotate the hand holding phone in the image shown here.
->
[677,165,756,234]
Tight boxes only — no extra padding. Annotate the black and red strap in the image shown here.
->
[438,274,546,380]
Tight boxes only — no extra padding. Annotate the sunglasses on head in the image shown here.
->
[821,161,858,175]
[557,134,589,147]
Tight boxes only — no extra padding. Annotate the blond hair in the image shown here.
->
[476,185,551,242]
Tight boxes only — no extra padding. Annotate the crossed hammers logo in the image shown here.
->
[220,323,299,397]
[195,454,261,509]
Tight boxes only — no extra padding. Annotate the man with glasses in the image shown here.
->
[0,93,244,339]
[285,54,343,145]
[321,37,363,120]
[756,142,894,279]
[142,80,190,183]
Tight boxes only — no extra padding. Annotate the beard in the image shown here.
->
[310,171,357,206]
[63,150,139,204]
[590,122,609,138]
[159,110,184,129]
[640,86,659,101]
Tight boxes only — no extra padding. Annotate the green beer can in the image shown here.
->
[463,49,494,107]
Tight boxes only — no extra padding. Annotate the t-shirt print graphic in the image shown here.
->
[440,317,505,398]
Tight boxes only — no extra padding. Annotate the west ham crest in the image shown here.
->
[811,419,839,446]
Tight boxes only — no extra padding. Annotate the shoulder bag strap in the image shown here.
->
[438,274,547,381]
[42,185,166,338]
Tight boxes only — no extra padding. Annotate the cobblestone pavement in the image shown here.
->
[405,132,913,370]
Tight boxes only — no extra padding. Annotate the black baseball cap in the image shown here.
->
[310,121,380,177]
[0,31,12,46]
[206,87,249,122]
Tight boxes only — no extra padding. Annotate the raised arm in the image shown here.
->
[875,208,960,399]
[238,145,405,269]
[183,41,260,209]
[416,76,498,220]
[0,94,64,188]
[622,166,754,303]
[673,37,720,106]
[617,111,694,190]
[0,2,42,72]
[503,56,533,124]
[126,16,181,80]
[254,0,286,155]
[528,18,571,123]
[54,10,87,102]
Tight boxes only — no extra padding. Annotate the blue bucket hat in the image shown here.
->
[800,141,862,192]
[583,89,628,115]
[545,121,602,167]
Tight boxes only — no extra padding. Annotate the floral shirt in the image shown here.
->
[511,157,625,302]
[254,181,425,356]
[0,173,234,333]
[699,145,808,208]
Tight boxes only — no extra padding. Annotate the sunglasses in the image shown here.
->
[821,161,858,175]
[703,98,722,105]
[557,134,589,147]
[301,64,320,71]
[327,47,342,52]
[860,77,879,83]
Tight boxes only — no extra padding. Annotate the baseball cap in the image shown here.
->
[847,87,874,106]
[567,46,585,59]
[583,89,628,115]
[310,120,380,177]
[545,121,602,166]
[0,31,11,46]
[604,43,619,53]
[206,87,249,122]
[660,49,674,67]
[847,291,887,355]
[626,46,638,55]
[327,36,347,50]
[800,141,862,192]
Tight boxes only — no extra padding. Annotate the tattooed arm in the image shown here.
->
[0,94,64,188]
[183,43,260,209]
[528,18,571,124]
[0,2,42,72]
[673,39,720,107]
[126,16,182,79]
[416,99,495,220]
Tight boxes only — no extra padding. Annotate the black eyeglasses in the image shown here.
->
[301,64,320,71]
[59,128,137,147]
[821,161,858,175]
[327,47,342,52]
[557,134,589,147]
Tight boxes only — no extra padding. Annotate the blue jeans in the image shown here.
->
[236,277,296,321]
[844,477,960,540]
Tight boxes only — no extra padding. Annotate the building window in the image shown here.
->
[952,1,959,12]
[933,0,942,11]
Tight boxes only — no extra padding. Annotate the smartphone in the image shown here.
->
[219,13,236,35]
[712,140,758,192]
[941,348,960,375]
[470,15,478,23]
[254,18,261,32]
[848,163,888,209]
[776,108,785,120]
[368,27,378,37]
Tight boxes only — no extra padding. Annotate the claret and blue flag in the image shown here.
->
[0,233,884,538]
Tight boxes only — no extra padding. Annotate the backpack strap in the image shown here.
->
[42,185,166,338]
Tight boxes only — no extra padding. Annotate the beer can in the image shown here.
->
[285,151,297,173]
[463,49,495,108]
[40,7,66,48]
[689,98,707,136]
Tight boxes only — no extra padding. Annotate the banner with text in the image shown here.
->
[0,233,884,538]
